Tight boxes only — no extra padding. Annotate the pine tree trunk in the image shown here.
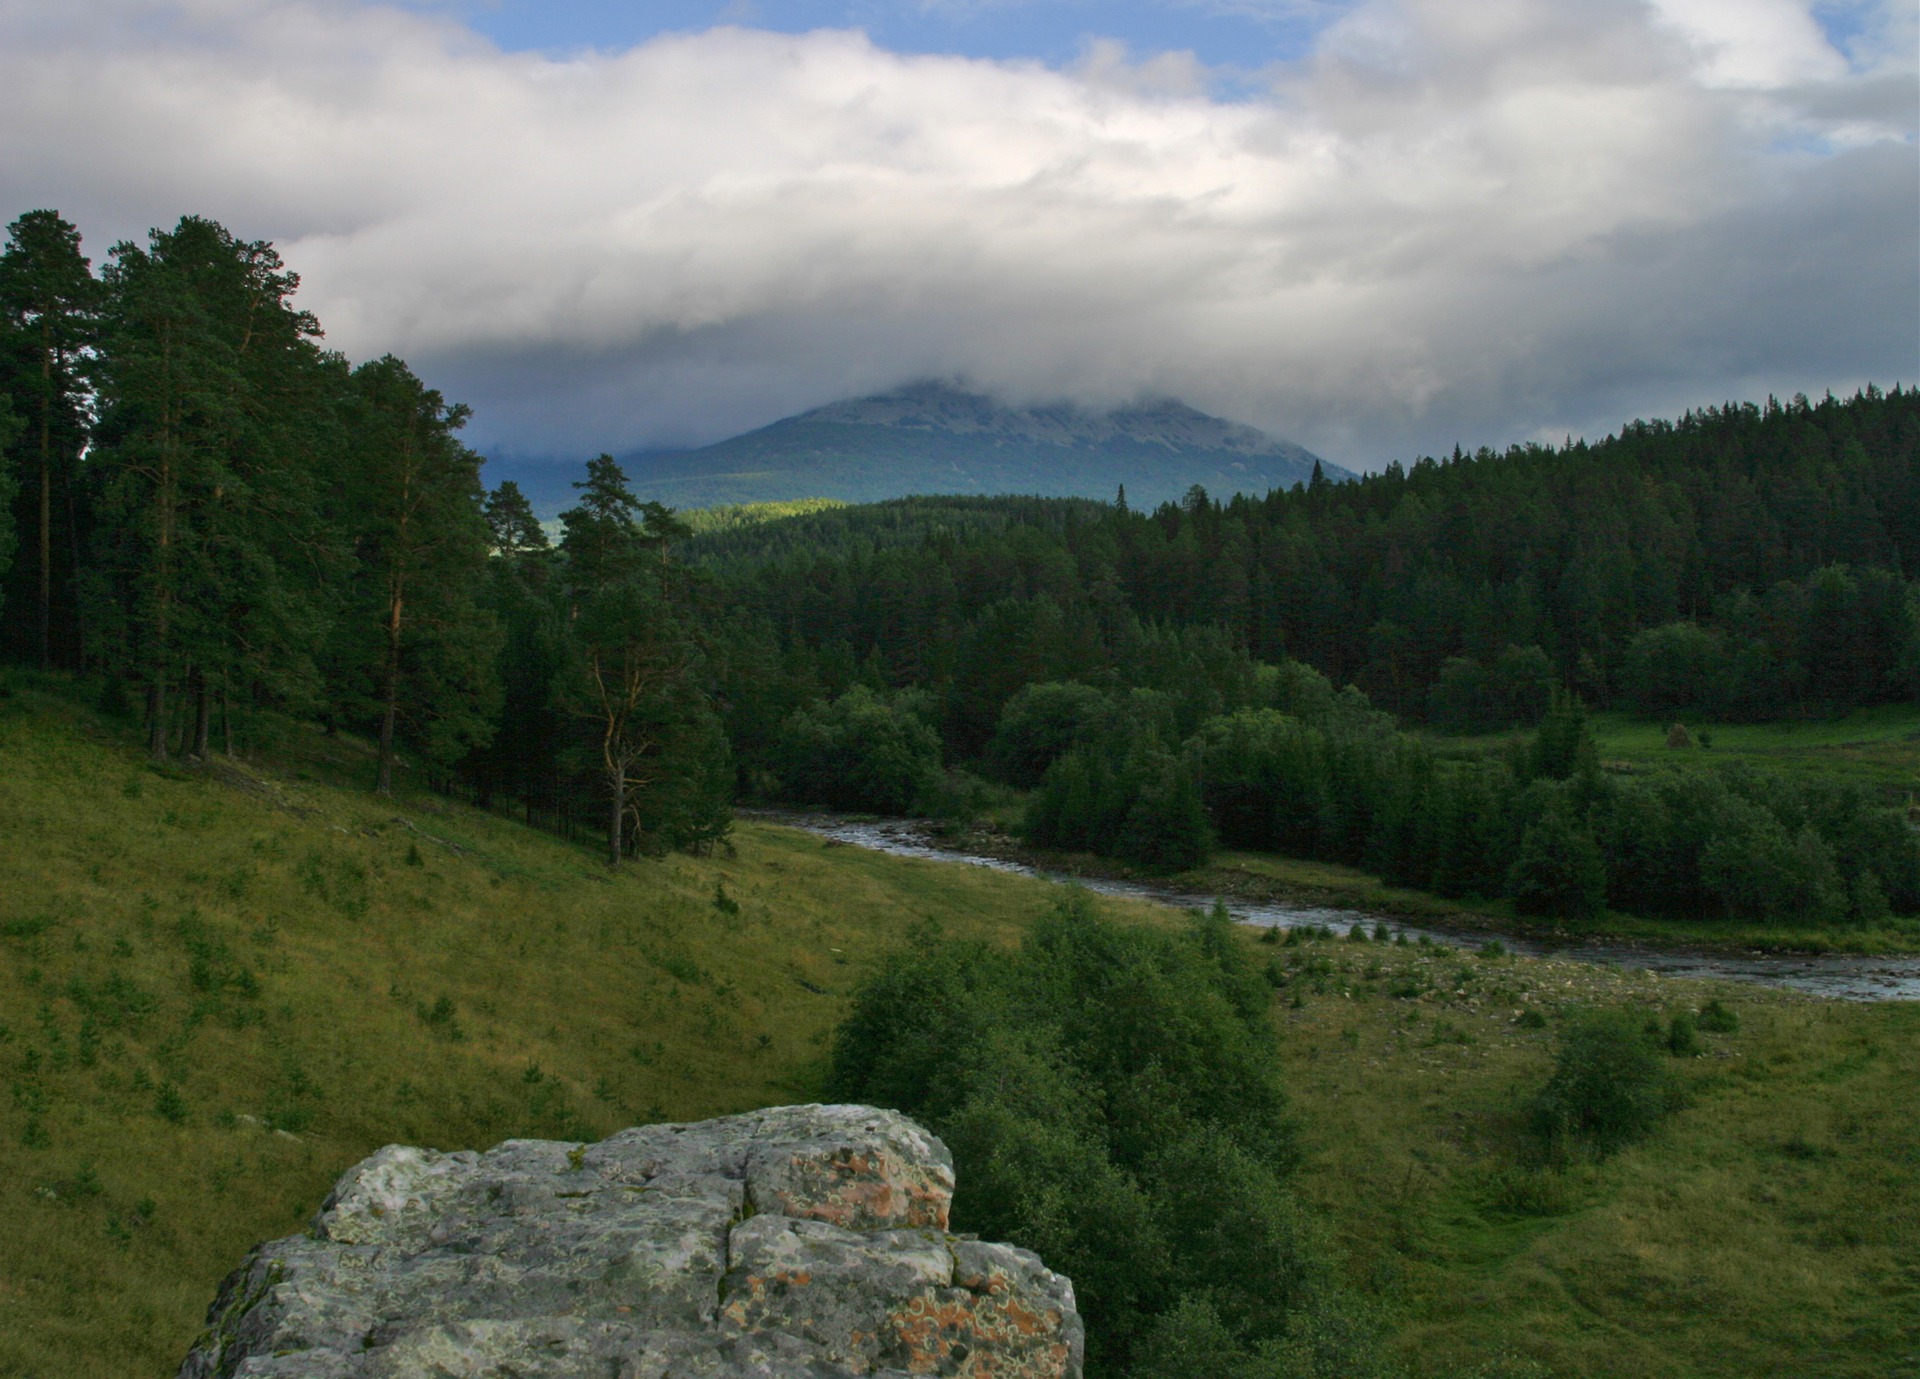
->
[62,465,84,670]
[36,323,52,669]
[175,680,194,758]
[607,760,625,868]
[37,452,51,669]
[221,688,234,757]
[149,361,177,762]
[193,678,211,758]
[377,582,405,796]
[146,679,168,760]
[377,697,397,795]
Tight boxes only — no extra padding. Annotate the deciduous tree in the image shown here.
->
[559,455,720,864]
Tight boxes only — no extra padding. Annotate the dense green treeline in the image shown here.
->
[1000,666,1916,926]
[691,391,1918,739]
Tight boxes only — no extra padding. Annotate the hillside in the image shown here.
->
[529,381,1342,513]
[1,688,1916,1377]
[0,687,1154,1374]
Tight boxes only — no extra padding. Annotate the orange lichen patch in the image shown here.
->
[767,1148,953,1231]
[718,1269,817,1329]
[952,1258,1012,1296]
[886,1287,1072,1378]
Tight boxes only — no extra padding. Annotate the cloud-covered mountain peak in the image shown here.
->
[801,381,1305,459]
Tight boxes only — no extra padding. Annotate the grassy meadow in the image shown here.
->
[1427,704,1920,801]
[0,689,1170,1375]
[0,687,1915,1376]
[1266,931,1919,1378]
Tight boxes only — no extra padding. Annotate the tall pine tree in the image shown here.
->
[91,217,340,757]
[332,355,499,794]
[0,210,99,670]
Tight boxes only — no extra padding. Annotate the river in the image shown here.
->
[757,812,1920,1003]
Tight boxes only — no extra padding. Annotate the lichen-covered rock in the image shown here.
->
[180,1104,1082,1379]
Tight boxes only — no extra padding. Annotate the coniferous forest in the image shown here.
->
[4,211,1919,1379]
[3,209,1917,931]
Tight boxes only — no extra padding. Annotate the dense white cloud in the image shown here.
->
[0,0,1911,466]
[1648,0,1844,85]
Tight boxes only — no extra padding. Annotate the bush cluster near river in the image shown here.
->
[1021,673,1920,934]
[2,693,1914,1378]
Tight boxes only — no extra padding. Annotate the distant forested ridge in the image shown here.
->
[504,380,1346,513]
[691,390,1919,732]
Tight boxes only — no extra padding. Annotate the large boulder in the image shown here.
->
[180,1104,1082,1378]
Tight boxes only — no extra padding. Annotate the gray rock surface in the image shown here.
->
[179,1104,1082,1379]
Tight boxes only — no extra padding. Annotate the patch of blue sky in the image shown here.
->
[1810,0,1913,71]
[1812,0,1873,50]
[413,0,1344,71]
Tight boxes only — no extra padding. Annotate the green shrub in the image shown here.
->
[1621,622,1728,718]
[1531,1009,1672,1155]
[1129,1296,1249,1379]
[916,768,1008,825]
[1850,870,1893,924]
[153,1081,187,1125]
[774,686,942,814]
[1700,797,1847,926]
[1027,738,1214,872]
[1665,1011,1701,1056]
[1116,755,1214,871]
[1505,811,1607,923]
[1696,999,1740,1033]
[829,893,1373,1375]
[988,681,1108,788]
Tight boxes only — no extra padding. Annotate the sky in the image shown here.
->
[0,0,1913,472]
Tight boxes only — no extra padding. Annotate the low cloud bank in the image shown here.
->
[1,0,1912,466]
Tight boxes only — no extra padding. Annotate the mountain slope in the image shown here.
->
[617,381,1345,510]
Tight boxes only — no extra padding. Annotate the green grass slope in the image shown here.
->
[1266,933,1919,1378]
[0,691,1914,1377]
[0,693,1168,1376]
[1428,704,1920,800]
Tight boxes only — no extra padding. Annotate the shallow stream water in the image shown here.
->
[757,812,1920,1003]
